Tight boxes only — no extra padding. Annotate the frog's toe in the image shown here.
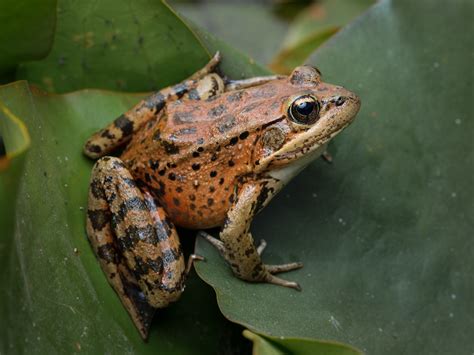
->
[256,239,267,255]
[263,273,302,291]
[185,253,206,274]
[261,262,303,291]
[198,230,226,254]
[266,262,303,274]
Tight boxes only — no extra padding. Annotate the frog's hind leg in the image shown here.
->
[86,171,155,338]
[83,53,222,159]
[86,156,185,339]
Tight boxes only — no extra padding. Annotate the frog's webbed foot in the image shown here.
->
[187,51,221,80]
[263,271,302,291]
[264,261,303,291]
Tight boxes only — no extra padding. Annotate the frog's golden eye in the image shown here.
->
[288,95,320,125]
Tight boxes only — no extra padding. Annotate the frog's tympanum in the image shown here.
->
[83,53,360,339]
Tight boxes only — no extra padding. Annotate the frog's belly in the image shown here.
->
[148,180,232,230]
[166,202,228,230]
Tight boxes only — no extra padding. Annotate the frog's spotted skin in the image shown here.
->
[83,54,223,159]
[86,156,184,338]
[84,53,361,338]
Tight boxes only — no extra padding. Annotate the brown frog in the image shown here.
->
[83,53,360,339]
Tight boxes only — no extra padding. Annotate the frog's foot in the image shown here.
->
[198,231,302,291]
[266,262,304,274]
[262,259,303,291]
[263,271,302,291]
[188,51,221,80]
[198,231,226,253]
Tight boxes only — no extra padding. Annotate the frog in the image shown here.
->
[83,52,360,339]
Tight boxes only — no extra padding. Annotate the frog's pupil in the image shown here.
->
[296,101,314,116]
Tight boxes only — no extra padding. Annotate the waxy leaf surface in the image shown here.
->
[195,0,474,353]
[0,0,56,80]
[17,0,210,93]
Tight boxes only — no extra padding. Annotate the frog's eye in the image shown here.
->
[288,95,320,125]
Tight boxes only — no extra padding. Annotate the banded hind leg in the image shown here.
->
[86,156,185,339]
[83,52,222,159]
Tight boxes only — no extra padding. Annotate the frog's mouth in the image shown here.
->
[277,122,351,160]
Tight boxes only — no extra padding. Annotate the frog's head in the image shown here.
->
[255,65,360,176]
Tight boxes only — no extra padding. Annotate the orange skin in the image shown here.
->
[83,53,360,339]
[120,78,358,229]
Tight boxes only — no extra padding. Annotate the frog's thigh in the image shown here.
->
[216,180,302,290]
[141,187,186,294]
[86,156,185,338]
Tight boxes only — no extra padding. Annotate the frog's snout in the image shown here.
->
[348,92,361,112]
[336,91,361,115]
[347,92,361,104]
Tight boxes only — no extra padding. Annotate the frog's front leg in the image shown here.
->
[200,179,303,290]
[86,156,185,339]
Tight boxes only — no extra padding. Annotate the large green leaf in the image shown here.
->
[0,81,244,354]
[270,0,374,74]
[16,0,210,93]
[171,2,288,65]
[0,91,31,282]
[0,0,56,80]
[195,0,473,353]
[280,0,375,50]
[243,330,362,355]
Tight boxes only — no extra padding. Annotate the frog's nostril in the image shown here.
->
[335,96,346,106]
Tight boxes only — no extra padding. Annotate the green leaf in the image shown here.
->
[281,0,375,49]
[0,87,31,277]
[243,330,362,355]
[16,0,210,93]
[270,0,374,74]
[183,21,270,79]
[195,0,474,353]
[269,27,338,75]
[0,81,237,353]
[0,0,56,79]
[171,2,288,65]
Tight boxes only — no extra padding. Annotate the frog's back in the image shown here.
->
[118,80,292,229]
[158,80,292,150]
